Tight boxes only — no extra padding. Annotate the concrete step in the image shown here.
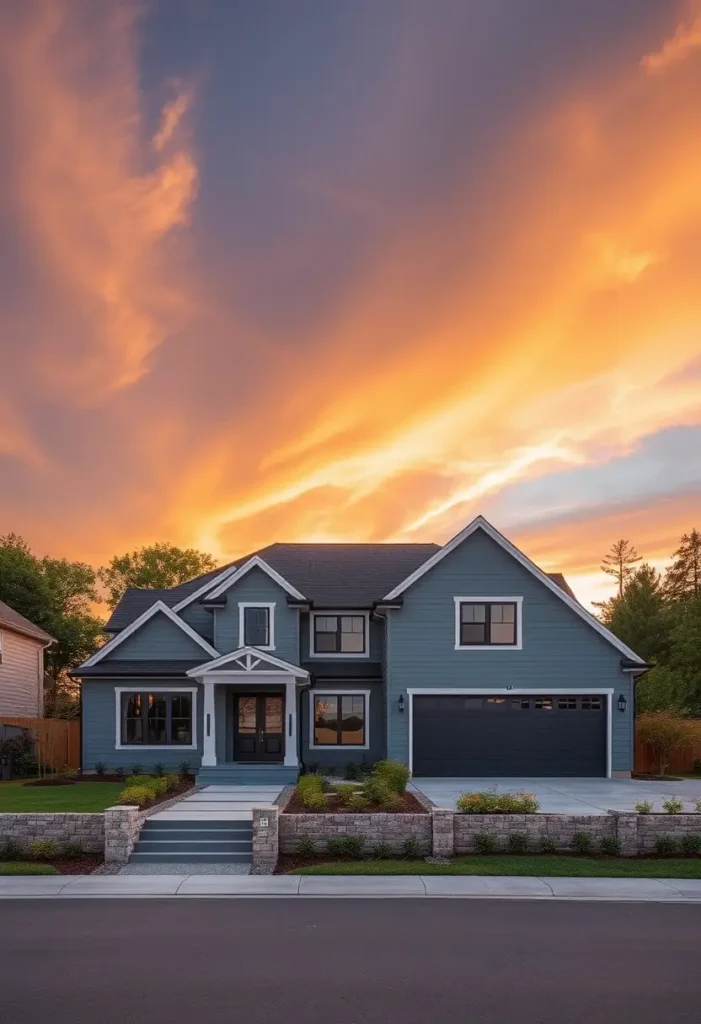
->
[133,839,252,854]
[196,765,298,786]
[141,820,252,834]
[129,851,252,863]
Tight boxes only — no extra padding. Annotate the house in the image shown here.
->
[71,516,647,783]
[0,601,54,717]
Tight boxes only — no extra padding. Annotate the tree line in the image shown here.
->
[596,532,701,716]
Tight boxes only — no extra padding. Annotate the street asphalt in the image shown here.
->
[1,898,699,1023]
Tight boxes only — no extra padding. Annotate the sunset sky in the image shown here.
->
[1,0,700,610]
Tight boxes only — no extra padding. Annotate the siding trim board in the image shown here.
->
[383,516,646,665]
[114,685,198,751]
[187,646,309,678]
[81,601,218,668]
[406,688,614,779]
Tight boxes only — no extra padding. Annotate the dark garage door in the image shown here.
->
[412,694,607,777]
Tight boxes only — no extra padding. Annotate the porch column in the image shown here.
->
[201,679,217,767]
[283,679,298,768]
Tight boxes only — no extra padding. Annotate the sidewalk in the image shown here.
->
[2,874,701,900]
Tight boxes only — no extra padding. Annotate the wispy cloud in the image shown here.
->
[641,4,701,74]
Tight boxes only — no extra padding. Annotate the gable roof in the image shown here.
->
[80,601,218,668]
[383,516,646,664]
[0,601,54,644]
[187,646,309,677]
[203,555,306,602]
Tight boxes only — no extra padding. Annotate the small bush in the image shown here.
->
[379,792,404,812]
[178,760,192,777]
[125,774,156,788]
[600,836,622,857]
[403,837,421,859]
[333,783,360,807]
[662,797,684,815]
[153,763,166,777]
[635,800,653,814]
[62,841,84,858]
[507,832,529,854]
[94,761,108,777]
[456,791,539,814]
[475,833,498,854]
[302,791,327,811]
[346,793,370,812]
[680,833,701,856]
[636,713,698,775]
[363,776,394,805]
[0,838,22,861]
[695,797,701,813]
[571,831,592,855]
[372,759,410,794]
[116,785,154,808]
[372,843,393,860]
[343,761,359,781]
[114,767,127,782]
[29,839,56,861]
[539,836,558,855]
[326,836,363,859]
[297,774,327,809]
[130,764,143,777]
[294,838,316,858]
[655,836,678,857]
[164,773,181,792]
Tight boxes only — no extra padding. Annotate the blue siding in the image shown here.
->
[179,602,214,644]
[301,682,385,770]
[100,612,210,661]
[81,680,203,772]
[213,567,299,662]
[385,529,633,773]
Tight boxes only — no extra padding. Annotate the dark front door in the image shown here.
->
[234,694,284,762]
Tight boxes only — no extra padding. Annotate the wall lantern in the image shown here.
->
[398,693,405,714]
[617,694,627,713]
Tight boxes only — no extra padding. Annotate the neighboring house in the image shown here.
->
[0,601,54,717]
[71,516,648,783]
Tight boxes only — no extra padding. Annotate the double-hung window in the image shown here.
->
[239,603,275,649]
[311,613,367,656]
[118,689,196,748]
[311,692,369,748]
[454,598,522,649]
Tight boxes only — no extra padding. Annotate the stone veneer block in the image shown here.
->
[279,811,432,856]
[252,806,279,874]
[0,812,105,854]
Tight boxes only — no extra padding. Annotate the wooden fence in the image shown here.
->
[635,728,701,775]
[0,717,80,772]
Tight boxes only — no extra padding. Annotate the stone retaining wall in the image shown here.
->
[279,811,431,855]
[636,814,701,853]
[454,814,614,853]
[104,787,200,863]
[0,813,104,854]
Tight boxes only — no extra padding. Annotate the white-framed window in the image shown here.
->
[309,689,370,749]
[115,687,198,750]
[238,602,276,650]
[309,611,369,658]
[454,597,523,650]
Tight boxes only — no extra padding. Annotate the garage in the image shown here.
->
[412,694,607,777]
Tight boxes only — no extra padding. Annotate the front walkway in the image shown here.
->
[2,874,701,900]
[412,777,701,814]
[150,784,282,822]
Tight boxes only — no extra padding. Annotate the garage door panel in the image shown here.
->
[413,694,606,777]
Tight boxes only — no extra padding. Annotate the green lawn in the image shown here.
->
[0,780,124,812]
[288,855,701,878]
[0,862,59,875]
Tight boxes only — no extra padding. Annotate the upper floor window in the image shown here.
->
[310,613,368,657]
[454,598,522,650]
[239,603,275,650]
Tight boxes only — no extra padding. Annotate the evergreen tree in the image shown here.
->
[604,563,670,665]
[600,539,641,598]
[665,529,701,600]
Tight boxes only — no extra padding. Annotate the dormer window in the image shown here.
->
[239,603,275,650]
[310,612,369,658]
[454,597,523,650]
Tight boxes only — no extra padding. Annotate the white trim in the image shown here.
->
[187,645,309,678]
[238,602,276,651]
[82,601,219,667]
[453,596,523,650]
[406,687,615,779]
[203,555,305,601]
[308,610,370,659]
[114,685,198,751]
[172,564,240,613]
[309,688,371,751]
[383,516,646,665]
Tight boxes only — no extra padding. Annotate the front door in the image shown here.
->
[234,694,284,762]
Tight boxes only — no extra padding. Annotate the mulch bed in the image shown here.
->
[284,791,427,815]
[631,773,684,782]
[23,773,197,787]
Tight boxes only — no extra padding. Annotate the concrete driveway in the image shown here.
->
[411,777,701,814]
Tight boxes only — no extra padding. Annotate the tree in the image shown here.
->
[602,563,670,665]
[600,539,641,598]
[665,529,701,600]
[635,713,701,775]
[99,543,218,609]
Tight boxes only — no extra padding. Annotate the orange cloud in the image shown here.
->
[641,3,701,74]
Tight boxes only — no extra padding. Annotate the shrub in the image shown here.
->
[333,783,360,806]
[114,767,127,782]
[539,836,558,855]
[29,839,56,861]
[507,832,529,854]
[403,837,421,859]
[116,785,154,808]
[636,713,699,775]
[372,759,410,794]
[662,797,684,815]
[655,836,678,857]
[680,833,701,856]
[372,843,393,859]
[62,841,84,858]
[94,761,108,777]
[346,793,370,812]
[130,764,143,777]
[475,833,498,854]
[153,763,166,777]
[635,800,653,814]
[294,838,316,858]
[379,791,404,812]
[326,836,363,859]
[178,760,192,777]
[0,838,22,861]
[297,774,327,809]
[456,791,539,814]
[571,831,592,855]
[695,797,701,814]
[164,773,181,792]
[343,762,359,781]
[125,774,156,788]
[600,836,622,857]
[149,777,169,797]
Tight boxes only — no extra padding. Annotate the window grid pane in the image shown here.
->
[314,696,339,745]
[244,606,269,647]
[314,694,366,746]
[459,602,518,645]
[313,615,366,654]
[121,692,193,746]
